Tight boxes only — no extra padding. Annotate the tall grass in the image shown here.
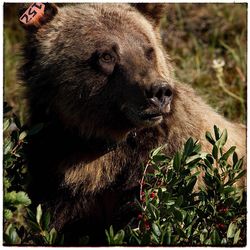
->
[161,3,246,123]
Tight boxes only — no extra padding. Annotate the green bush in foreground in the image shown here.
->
[3,103,63,245]
[107,126,246,246]
[3,103,246,246]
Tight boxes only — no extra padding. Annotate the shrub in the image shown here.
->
[106,126,246,246]
[3,102,64,245]
[3,103,246,246]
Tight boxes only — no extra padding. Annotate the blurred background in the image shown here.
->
[4,3,247,124]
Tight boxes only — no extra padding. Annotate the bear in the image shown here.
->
[19,3,246,245]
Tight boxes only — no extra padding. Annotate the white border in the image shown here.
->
[1,1,248,250]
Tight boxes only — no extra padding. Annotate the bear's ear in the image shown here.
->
[19,3,58,31]
[132,3,167,27]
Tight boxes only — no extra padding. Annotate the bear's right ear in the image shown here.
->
[19,3,58,31]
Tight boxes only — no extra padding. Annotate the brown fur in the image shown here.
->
[19,3,246,245]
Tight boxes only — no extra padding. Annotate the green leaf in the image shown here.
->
[4,191,30,207]
[186,176,197,193]
[43,211,51,231]
[193,142,202,153]
[152,223,161,237]
[8,225,21,244]
[212,145,218,160]
[27,219,41,232]
[220,146,236,162]
[204,158,213,169]
[165,200,175,206]
[49,228,57,245]
[211,229,220,245]
[233,229,241,244]
[222,186,235,194]
[19,131,27,141]
[227,222,237,238]
[26,208,36,221]
[173,152,181,171]
[172,207,183,222]
[206,154,214,164]
[16,191,31,206]
[4,191,17,205]
[200,229,208,244]
[183,138,194,157]
[232,152,238,166]
[200,233,205,244]
[36,204,43,225]
[4,209,13,220]
[151,146,164,158]
[4,140,13,155]
[147,203,158,220]
[3,119,11,131]
[105,229,111,245]
[214,125,220,140]
[105,225,114,244]
[234,170,246,181]
[186,155,202,168]
[233,158,243,170]
[175,195,183,206]
[113,230,125,244]
[165,224,172,245]
[219,129,228,148]
[152,154,167,163]
[205,131,215,145]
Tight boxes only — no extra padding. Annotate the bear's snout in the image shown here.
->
[145,82,173,113]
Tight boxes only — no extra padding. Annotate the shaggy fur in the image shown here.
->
[20,3,246,245]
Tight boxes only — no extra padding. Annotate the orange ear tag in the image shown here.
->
[19,3,45,27]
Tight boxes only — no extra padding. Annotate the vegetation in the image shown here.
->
[106,126,246,246]
[3,3,246,246]
[161,4,246,123]
[3,104,246,246]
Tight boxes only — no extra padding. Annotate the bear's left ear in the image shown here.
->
[131,3,167,27]
[19,3,58,31]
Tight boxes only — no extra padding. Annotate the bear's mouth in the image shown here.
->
[121,102,171,128]
[140,112,163,121]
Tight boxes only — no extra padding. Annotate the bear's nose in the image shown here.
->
[145,83,173,108]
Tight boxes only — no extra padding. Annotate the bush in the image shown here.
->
[3,103,246,246]
[106,126,246,246]
[3,102,64,245]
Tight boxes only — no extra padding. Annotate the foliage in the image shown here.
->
[106,126,246,246]
[3,103,64,246]
[3,103,246,246]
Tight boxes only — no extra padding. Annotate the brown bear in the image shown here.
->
[19,3,246,245]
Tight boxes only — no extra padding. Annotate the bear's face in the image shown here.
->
[23,4,174,141]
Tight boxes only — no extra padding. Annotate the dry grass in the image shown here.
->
[161,3,246,123]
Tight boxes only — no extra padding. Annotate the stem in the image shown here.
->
[216,73,244,104]
[139,161,150,202]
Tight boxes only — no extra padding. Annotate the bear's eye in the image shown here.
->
[99,53,114,64]
[98,52,116,75]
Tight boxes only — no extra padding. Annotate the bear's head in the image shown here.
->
[20,3,174,141]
